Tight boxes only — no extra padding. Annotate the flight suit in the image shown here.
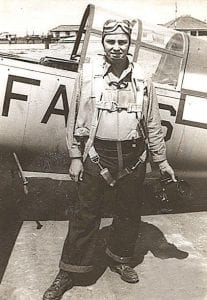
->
[60,56,166,273]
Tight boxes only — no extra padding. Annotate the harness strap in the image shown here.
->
[93,60,145,118]
[82,60,106,162]
[83,60,145,161]
[117,149,147,180]
[138,117,152,173]
[117,141,124,171]
[96,101,143,112]
[132,64,144,120]
[91,59,105,100]
[83,109,103,162]
[89,143,147,183]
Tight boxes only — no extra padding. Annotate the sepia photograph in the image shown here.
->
[0,0,206,299]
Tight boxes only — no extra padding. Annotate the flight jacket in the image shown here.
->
[66,56,167,163]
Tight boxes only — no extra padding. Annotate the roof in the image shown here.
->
[50,25,79,32]
[163,15,207,30]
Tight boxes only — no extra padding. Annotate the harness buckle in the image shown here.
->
[127,103,138,112]
[90,154,100,164]
[110,102,118,112]
[96,101,118,112]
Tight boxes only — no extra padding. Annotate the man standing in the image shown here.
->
[43,19,176,300]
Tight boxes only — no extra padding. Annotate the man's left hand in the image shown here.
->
[158,160,177,182]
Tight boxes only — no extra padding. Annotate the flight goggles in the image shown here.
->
[102,19,132,37]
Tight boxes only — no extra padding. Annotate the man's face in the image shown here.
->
[103,33,130,62]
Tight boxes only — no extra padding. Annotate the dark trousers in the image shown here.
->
[60,139,146,273]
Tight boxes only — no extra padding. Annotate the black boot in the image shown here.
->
[43,270,73,300]
[110,264,139,283]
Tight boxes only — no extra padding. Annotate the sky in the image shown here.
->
[0,0,207,36]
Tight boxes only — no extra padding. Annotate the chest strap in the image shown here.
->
[82,61,145,161]
[96,101,142,112]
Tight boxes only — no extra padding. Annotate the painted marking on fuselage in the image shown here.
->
[2,75,40,116]
[159,103,176,141]
[1,74,207,133]
[1,74,70,124]
[41,84,69,125]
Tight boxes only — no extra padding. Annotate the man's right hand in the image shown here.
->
[69,159,84,182]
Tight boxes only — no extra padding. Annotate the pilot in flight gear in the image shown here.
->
[43,19,176,300]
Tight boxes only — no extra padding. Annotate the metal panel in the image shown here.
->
[182,36,207,93]
[0,58,77,153]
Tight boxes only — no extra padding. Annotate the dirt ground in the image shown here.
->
[0,212,206,300]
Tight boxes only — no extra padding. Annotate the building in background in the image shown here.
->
[49,25,79,42]
[163,15,207,37]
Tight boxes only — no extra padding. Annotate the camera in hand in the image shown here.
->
[155,175,191,213]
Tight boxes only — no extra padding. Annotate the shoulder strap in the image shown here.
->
[81,57,105,104]
[82,57,105,161]
[131,63,145,120]
[91,57,105,101]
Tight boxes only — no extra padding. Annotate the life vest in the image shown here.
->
[66,56,148,162]
[81,56,147,162]
[82,56,146,120]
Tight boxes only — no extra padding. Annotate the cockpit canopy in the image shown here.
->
[70,4,187,91]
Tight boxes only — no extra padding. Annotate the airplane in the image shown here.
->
[0,3,207,289]
[0,2,206,222]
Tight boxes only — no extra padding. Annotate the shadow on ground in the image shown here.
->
[72,221,189,286]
